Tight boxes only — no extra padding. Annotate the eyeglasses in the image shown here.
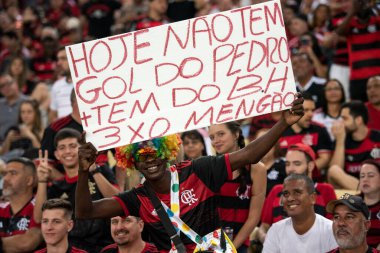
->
[135,152,158,162]
[0,80,13,89]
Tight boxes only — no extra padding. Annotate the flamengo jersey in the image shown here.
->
[34,245,88,253]
[0,198,38,237]
[113,155,232,252]
[343,129,380,177]
[279,122,333,154]
[261,183,337,225]
[367,200,380,248]
[218,169,252,246]
[100,243,159,253]
[347,10,380,84]
[331,12,349,66]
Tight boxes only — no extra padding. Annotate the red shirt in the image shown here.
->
[0,198,39,237]
[34,245,88,253]
[366,102,380,131]
[100,242,159,253]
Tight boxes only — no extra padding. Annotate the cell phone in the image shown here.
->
[300,38,310,46]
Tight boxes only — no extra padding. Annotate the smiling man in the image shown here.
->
[262,174,338,253]
[75,94,305,252]
[34,128,120,252]
[35,199,87,253]
[326,194,380,253]
[100,216,158,253]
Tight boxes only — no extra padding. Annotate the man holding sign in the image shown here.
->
[75,94,304,252]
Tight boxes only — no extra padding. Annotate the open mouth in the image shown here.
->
[115,231,129,237]
[147,166,159,173]
[287,204,299,210]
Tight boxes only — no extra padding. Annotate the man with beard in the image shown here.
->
[326,193,380,253]
[328,101,380,189]
[262,174,338,253]
[0,157,42,252]
[335,0,380,102]
[366,76,380,131]
[48,47,73,123]
[100,216,158,253]
[279,93,333,180]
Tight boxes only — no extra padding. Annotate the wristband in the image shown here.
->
[89,166,102,176]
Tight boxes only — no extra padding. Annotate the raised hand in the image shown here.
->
[78,132,98,172]
[282,93,304,126]
[37,149,52,182]
[331,120,346,141]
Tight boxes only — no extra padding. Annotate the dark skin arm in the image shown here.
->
[229,93,304,170]
[75,135,124,219]
[76,93,304,219]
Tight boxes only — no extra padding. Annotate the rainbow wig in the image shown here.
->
[115,134,181,170]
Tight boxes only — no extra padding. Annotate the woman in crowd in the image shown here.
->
[1,99,43,156]
[7,56,50,121]
[181,129,207,160]
[254,128,286,196]
[359,160,380,249]
[312,79,346,140]
[208,121,266,252]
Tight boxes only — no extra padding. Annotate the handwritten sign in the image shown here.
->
[66,0,296,151]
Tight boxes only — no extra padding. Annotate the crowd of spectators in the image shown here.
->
[0,0,379,252]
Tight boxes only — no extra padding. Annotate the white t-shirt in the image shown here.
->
[50,77,73,118]
[312,109,341,141]
[263,214,338,253]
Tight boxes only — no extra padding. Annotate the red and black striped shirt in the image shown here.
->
[113,155,232,252]
[100,242,159,253]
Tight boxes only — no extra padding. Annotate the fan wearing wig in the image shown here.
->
[75,94,305,252]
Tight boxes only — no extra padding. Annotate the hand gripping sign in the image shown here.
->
[66,0,297,151]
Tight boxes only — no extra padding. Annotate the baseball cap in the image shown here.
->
[326,193,370,219]
[288,143,316,161]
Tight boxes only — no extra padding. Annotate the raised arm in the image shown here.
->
[34,150,52,223]
[229,94,304,170]
[75,134,123,219]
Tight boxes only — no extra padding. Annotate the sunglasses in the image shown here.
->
[135,152,158,162]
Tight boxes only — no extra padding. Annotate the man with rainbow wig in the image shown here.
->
[75,94,305,253]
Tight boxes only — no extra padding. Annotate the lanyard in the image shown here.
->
[164,166,236,253]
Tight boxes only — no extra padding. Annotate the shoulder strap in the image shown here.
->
[144,182,186,253]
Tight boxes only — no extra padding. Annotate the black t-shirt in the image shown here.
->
[266,158,286,196]
[82,0,121,38]
[47,166,116,251]
[167,0,196,22]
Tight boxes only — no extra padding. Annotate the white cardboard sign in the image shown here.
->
[66,0,296,151]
